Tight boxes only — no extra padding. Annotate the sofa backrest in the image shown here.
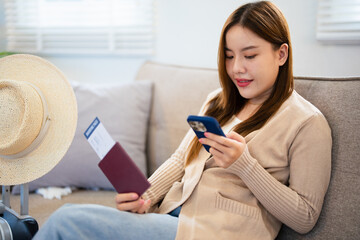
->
[135,62,220,174]
[135,61,360,239]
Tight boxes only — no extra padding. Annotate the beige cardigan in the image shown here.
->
[143,89,332,240]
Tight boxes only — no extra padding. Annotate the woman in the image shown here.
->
[34,1,331,239]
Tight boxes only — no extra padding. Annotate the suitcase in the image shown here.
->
[0,184,38,240]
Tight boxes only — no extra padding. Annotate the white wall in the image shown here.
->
[44,56,146,83]
[0,1,5,50]
[153,0,360,77]
[1,0,360,83]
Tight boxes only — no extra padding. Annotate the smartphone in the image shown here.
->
[187,115,226,152]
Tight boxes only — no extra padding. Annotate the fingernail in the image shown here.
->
[204,132,209,137]
[199,138,203,143]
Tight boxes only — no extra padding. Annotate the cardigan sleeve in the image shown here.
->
[142,88,222,208]
[227,113,332,234]
[142,128,193,208]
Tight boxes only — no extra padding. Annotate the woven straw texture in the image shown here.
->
[0,80,43,155]
[0,54,77,185]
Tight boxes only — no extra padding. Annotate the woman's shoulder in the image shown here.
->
[279,91,330,128]
[270,91,331,140]
[284,91,324,117]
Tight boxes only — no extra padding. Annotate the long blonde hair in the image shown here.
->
[186,1,294,165]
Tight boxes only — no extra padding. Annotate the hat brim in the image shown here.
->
[0,54,77,185]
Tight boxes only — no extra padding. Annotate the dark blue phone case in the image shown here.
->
[187,115,225,152]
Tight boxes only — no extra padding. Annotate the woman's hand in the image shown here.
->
[199,131,246,168]
[115,193,151,214]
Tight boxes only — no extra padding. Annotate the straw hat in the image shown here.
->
[0,54,77,185]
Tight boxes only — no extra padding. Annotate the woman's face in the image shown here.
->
[225,25,288,105]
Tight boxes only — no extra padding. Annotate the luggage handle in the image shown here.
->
[1,184,29,216]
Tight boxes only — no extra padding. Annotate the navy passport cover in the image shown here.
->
[98,142,150,196]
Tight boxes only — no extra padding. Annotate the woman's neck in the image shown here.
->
[236,101,262,121]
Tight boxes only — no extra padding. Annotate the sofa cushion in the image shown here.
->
[13,81,153,193]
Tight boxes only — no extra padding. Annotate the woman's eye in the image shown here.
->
[225,55,233,59]
[245,55,257,59]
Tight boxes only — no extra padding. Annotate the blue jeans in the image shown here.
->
[33,204,179,240]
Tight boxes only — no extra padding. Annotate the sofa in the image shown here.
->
[1,61,359,239]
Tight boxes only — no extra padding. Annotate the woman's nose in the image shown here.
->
[233,57,246,74]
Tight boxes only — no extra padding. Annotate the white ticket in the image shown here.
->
[84,117,115,159]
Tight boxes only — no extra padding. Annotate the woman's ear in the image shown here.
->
[278,43,288,66]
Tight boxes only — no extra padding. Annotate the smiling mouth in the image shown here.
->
[236,79,252,87]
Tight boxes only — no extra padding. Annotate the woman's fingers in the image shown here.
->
[226,131,246,143]
[116,198,142,212]
[115,193,143,212]
[115,193,150,214]
[200,133,227,152]
[200,132,234,153]
[137,199,151,214]
[200,131,246,168]
[115,192,139,204]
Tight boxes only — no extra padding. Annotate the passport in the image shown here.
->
[98,142,150,195]
[85,117,150,196]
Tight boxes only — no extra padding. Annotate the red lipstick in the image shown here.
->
[236,79,252,87]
